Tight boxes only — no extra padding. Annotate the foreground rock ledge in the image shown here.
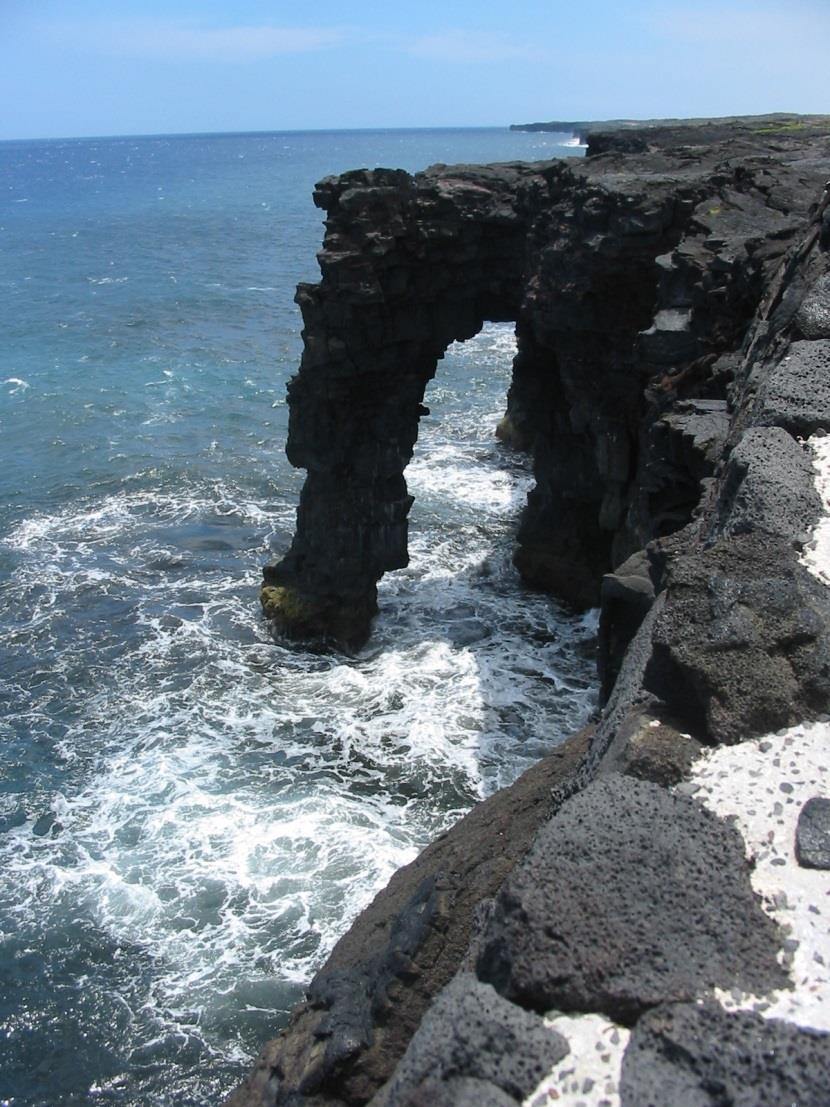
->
[234,118,830,1106]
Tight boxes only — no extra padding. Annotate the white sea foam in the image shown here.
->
[3,376,29,393]
[0,321,598,1093]
[408,447,529,513]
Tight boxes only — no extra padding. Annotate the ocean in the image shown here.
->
[0,128,594,1106]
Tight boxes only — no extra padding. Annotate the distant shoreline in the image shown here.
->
[511,110,830,139]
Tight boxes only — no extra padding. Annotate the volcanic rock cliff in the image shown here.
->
[232,119,830,1106]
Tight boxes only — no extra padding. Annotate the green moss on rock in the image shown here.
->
[260,584,312,623]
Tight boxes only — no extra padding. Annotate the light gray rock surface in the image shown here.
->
[756,339,830,436]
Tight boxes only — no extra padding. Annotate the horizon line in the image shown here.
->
[0,123,579,146]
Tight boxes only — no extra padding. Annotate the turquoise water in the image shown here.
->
[0,129,593,1105]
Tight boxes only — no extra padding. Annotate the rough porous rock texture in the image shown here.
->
[234,119,830,1107]
[620,1002,830,1107]
[369,975,567,1107]
[756,340,830,435]
[594,710,702,786]
[263,119,830,648]
[796,797,830,870]
[643,530,830,742]
[475,775,786,1023]
[713,425,822,542]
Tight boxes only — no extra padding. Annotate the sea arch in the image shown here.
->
[262,164,549,648]
[263,158,698,648]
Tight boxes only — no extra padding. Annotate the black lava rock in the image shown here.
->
[645,532,830,742]
[620,1001,830,1107]
[796,796,830,869]
[714,426,822,547]
[756,339,830,437]
[796,273,830,339]
[476,776,787,1023]
[384,1077,516,1107]
[371,974,567,1107]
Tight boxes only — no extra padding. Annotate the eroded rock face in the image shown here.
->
[263,163,544,647]
[264,129,830,647]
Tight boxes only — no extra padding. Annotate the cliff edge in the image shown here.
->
[232,118,830,1106]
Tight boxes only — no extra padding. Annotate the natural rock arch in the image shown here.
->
[262,164,540,647]
[263,146,817,650]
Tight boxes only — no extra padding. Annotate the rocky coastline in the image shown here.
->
[231,117,830,1105]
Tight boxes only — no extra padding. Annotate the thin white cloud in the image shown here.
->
[404,29,548,64]
[40,20,349,60]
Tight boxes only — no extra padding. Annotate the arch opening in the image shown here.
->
[263,311,525,650]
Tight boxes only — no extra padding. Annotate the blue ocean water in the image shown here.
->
[0,128,592,1106]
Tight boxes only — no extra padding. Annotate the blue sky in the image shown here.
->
[1,0,828,139]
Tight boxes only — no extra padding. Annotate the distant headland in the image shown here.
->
[511,110,830,146]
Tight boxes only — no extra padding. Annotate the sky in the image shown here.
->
[0,0,828,140]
